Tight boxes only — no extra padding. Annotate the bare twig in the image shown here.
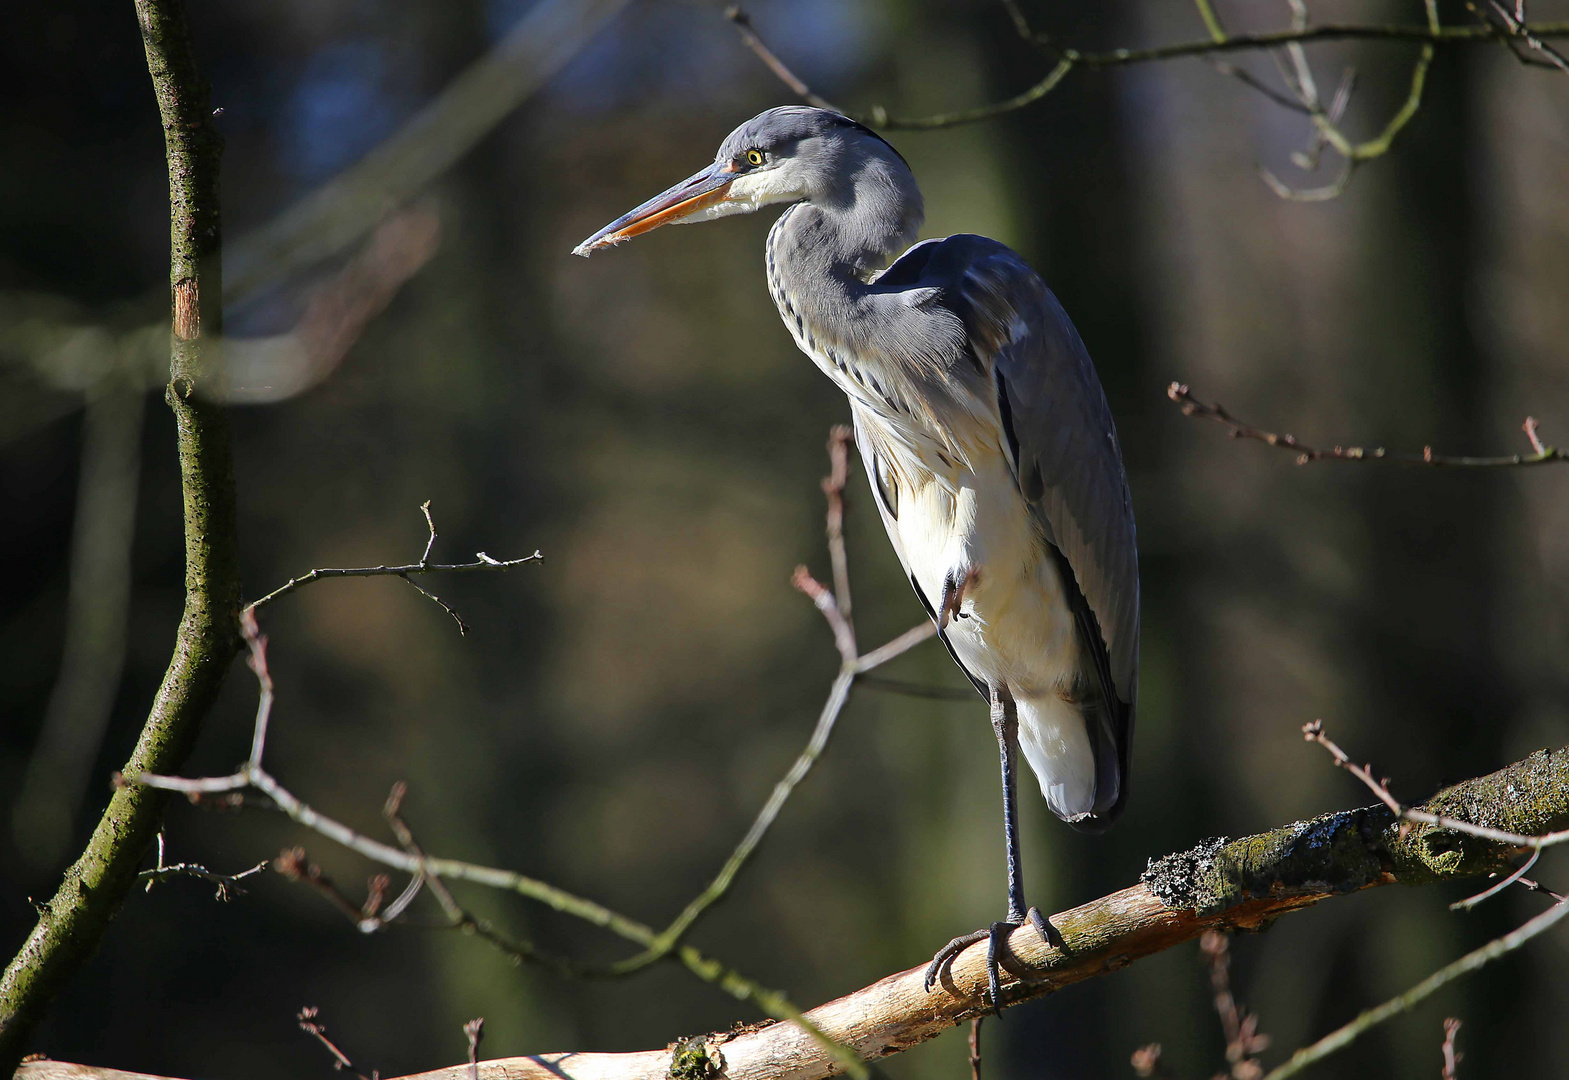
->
[1260,900,1568,1080]
[275,848,378,927]
[858,676,975,702]
[1303,721,1569,851]
[418,500,439,566]
[298,1006,378,1080]
[724,6,1569,135]
[1450,848,1540,912]
[1441,1018,1462,1079]
[1170,383,1567,468]
[464,1020,484,1080]
[244,501,542,621]
[138,620,873,1078]
[1200,931,1270,1080]
[823,426,855,626]
[137,859,267,901]
[1130,1044,1171,1078]
[723,7,837,111]
[600,432,937,977]
[1475,0,1569,72]
[968,1017,982,1080]
[1517,877,1568,904]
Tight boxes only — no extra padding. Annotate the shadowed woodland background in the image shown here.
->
[3,0,1569,1077]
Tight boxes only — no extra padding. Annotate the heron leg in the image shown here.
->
[924,686,1061,1007]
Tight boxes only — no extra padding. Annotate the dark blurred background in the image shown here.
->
[3,1,1568,1077]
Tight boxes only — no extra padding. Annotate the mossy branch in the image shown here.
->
[18,745,1568,1080]
[0,0,241,1068]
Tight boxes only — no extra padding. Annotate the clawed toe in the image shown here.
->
[1028,906,1064,949]
[923,928,990,992]
[924,910,1063,1006]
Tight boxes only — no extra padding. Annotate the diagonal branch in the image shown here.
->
[30,742,1569,1080]
[1260,899,1567,1080]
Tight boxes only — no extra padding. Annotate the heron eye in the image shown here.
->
[745,149,765,167]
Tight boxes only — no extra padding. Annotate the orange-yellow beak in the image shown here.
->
[572,162,736,257]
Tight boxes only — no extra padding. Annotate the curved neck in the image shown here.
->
[770,155,924,288]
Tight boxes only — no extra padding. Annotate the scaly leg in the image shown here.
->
[924,686,1059,1007]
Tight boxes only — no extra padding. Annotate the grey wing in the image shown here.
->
[897,235,1141,825]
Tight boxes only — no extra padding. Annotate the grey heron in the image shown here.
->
[574,106,1138,1006]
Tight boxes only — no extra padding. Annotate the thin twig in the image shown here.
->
[245,501,541,614]
[1478,0,1569,71]
[1130,1044,1170,1078]
[1211,60,1315,114]
[1303,721,1569,851]
[723,7,837,110]
[397,573,472,635]
[242,609,272,766]
[824,426,855,626]
[418,501,438,566]
[1200,930,1270,1080]
[136,859,268,901]
[1195,0,1228,42]
[275,848,378,927]
[1517,876,1569,903]
[855,622,937,672]
[298,1006,378,1080]
[858,675,975,702]
[1450,848,1540,912]
[600,429,938,976]
[1260,900,1569,1080]
[144,678,871,1078]
[968,1016,982,1080]
[724,7,1569,133]
[1170,383,1567,468]
[1441,1018,1462,1079]
[464,1019,485,1080]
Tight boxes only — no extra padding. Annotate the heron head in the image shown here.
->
[572,106,918,257]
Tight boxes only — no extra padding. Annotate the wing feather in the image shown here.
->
[884,235,1140,822]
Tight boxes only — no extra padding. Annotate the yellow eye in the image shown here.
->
[746,149,765,167]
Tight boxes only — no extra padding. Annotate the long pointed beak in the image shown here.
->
[572,162,736,257]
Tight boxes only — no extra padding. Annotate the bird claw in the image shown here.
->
[923,907,1058,1009]
[937,568,977,630]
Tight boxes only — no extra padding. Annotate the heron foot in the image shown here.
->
[923,907,1058,1008]
[937,568,979,630]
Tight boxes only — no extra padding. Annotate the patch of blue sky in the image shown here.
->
[487,0,880,114]
[282,40,411,182]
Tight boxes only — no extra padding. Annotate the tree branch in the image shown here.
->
[726,6,1569,133]
[22,744,1569,1080]
[0,0,242,1067]
[1169,382,1567,468]
[242,499,543,634]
